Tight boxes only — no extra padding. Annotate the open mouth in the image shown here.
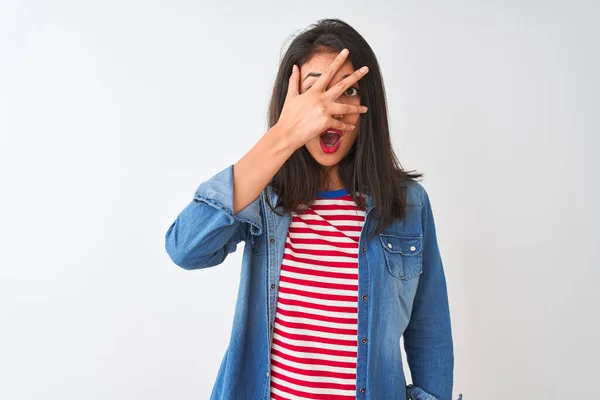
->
[320,128,343,147]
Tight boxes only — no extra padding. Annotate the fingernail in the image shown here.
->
[360,66,369,73]
[341,48,348,56]
[362,106,368,112]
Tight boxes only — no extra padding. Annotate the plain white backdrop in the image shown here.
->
[1,1,598,399]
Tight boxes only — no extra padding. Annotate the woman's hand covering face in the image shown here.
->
[276,48,369,151]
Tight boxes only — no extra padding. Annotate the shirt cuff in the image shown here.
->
[193,164,263,236]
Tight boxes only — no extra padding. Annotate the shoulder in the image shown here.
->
[398,178,428,207]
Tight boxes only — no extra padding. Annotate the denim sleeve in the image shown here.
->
[403,188,454,400]
[164,164,263,270]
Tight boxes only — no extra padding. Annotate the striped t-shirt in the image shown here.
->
[269,187,366,400]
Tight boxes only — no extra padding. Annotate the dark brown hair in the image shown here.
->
[266,18,423,240]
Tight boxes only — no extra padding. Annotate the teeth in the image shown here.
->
[320,129,342,150]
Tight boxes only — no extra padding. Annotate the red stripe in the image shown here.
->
[275,317,357,336]
[273,327,356,347]
[276,296,358,314]
[309,203,362,211]
[278,285,358,303]
[279,275,358,291]
[271,358,356,380]
[283,253,358,269]
[292,214,362,226]
[271,347,357,369]
[271,369,356,390]
[270,392,290,400]
[288,226,353,239]
[271,378,355,400]
[285,242,359,259]
[288,237,360,248]
[291,216,363,232]
[275,307,357,325]
[278,264,358,280]
[308,213,365,221]
[273,337,357,358]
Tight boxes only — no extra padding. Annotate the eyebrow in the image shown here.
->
[302,72,351,82]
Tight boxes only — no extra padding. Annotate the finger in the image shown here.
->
[329,103,368,115]
[328,117,356,132]
[325,66,369,100]
[312,48,349,91]
[285,64,299,100]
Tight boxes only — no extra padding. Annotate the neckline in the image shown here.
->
[316,187,348,198]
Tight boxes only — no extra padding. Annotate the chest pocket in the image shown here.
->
[379,233,423,280]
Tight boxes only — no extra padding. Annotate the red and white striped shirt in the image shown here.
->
[269,188,366,400]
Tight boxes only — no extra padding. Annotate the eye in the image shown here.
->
[344,87,360,97]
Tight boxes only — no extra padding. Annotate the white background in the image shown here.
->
[1,1,598,399]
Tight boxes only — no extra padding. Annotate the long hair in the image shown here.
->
[266,18,423,240]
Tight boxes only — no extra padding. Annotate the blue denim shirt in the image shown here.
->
[165,164,459,400]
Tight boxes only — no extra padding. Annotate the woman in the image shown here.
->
[165,18,460,400]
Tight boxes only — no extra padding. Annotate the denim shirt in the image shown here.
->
[165,164,459,400]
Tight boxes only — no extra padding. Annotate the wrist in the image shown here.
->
[269,123,299,152]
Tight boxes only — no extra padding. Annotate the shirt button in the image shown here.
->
[410,245,416,252]
[361,338,367,344]
[270,284,276,289]
[360,387,366,393]
[387,243,392,248]
[270,238,275,244]
[361,247,366,252]
[266,371,269,377]
[362,294,368,300]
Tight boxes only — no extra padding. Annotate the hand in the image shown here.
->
[275,48,369,150]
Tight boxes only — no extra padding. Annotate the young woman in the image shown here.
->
[165,18,460,400]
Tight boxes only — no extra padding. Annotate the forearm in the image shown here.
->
[233,124,297,214]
